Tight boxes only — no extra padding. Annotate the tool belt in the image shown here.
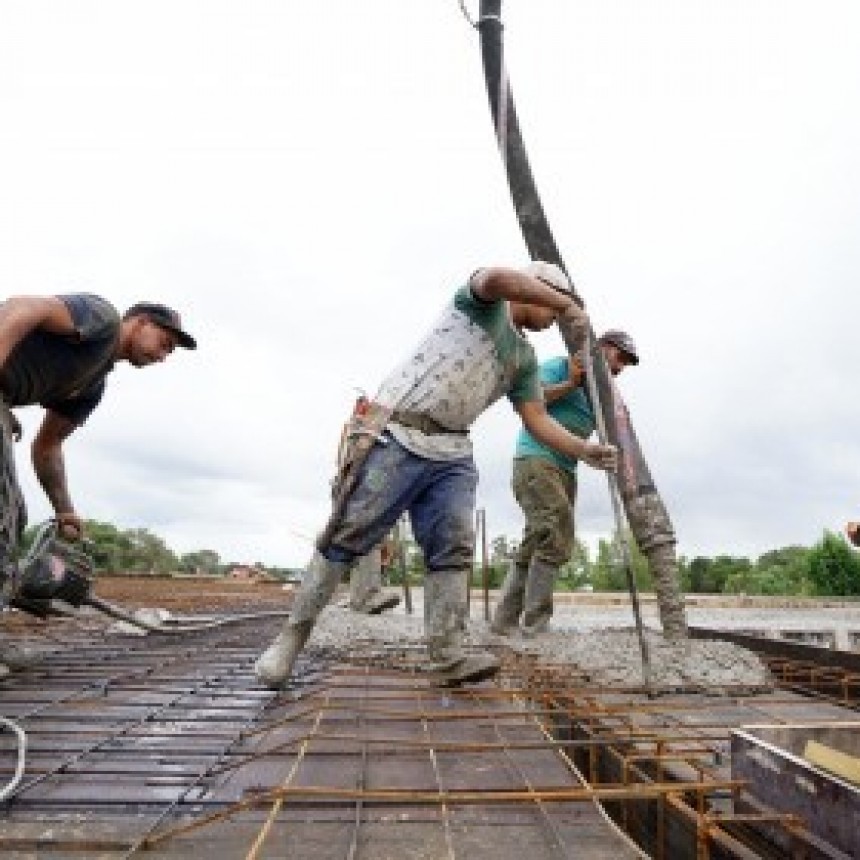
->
[389,410,461,436]
[318,400,393,552]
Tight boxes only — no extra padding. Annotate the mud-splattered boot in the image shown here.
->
[425,570,499,686]
[349,548,401,615]
[646,544,688,640]
[489,559,528,636]
[254,552,349,688]
[521,558,558,638]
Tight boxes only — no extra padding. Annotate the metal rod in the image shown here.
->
[397,515,413,614]
[580,330,653,693]
[480,508,490,621]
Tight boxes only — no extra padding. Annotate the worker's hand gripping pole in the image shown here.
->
[317,399,392,554]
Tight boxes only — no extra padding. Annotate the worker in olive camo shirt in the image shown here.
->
[255,262,618,689]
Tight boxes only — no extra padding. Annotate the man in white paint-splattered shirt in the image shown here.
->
[255,262,618,689]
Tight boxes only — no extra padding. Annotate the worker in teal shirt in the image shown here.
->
[491,330,639,636]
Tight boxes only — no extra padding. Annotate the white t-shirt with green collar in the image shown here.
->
[375,284,541,461]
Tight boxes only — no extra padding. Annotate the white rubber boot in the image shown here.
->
[521,558,557,637]
[489,559,528,635]
[254,552,349,688]
[425,570,499,686]
[254,622,314,689]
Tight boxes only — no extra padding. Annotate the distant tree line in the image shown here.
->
[18,519,860,597]
[18,519,300,580]
[474,529,860,598]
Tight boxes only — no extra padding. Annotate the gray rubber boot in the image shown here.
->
[349,548,401,615]
[490,559,528,635]
[254,552,350,688]
[425,570,499,686]
[646,543,688,640]
[521,557,558,637]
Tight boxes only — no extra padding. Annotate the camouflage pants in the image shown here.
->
[513,458,577,569]
[0,401,25,568]
[624,491,688,638]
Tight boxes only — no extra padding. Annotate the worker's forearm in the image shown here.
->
[473,268,573,313]
[32,442,75,515]
[542,380,576,405]
[527,414,588,461]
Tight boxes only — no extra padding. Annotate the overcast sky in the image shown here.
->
[2,1,858,567]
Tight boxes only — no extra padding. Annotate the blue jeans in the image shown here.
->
[322,434,477,573]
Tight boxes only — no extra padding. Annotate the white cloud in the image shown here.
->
[2,1,859,566]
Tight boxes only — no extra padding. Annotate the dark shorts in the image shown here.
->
[323,434,477,573]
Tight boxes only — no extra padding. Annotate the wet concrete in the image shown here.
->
[308,595,774,689]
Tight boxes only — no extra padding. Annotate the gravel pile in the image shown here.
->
[308,605,773,691]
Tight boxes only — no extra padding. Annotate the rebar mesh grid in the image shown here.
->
[2,613,858,859]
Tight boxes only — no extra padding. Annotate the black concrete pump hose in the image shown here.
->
[473,0,655,692]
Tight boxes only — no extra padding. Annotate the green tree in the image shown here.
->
[677,555,691,592]
[590,537,616,590]
[591,530,651,592]
[747,546,810,596]
[387,533,426,585]
[490,534,512,566]
[557,538,592,591]
[806,531,860,596]
[180,549,222,575]
[124,527,177,574]
[687,555,750,593]
[86,520,135,572]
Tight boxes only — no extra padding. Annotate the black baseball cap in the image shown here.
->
[124,302,196,350]
[598,329,638,365]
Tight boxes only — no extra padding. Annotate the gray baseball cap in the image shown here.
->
[599,329,639,364]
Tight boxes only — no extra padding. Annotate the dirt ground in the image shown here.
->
[93,574,294,613]
[90,575,860,616]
